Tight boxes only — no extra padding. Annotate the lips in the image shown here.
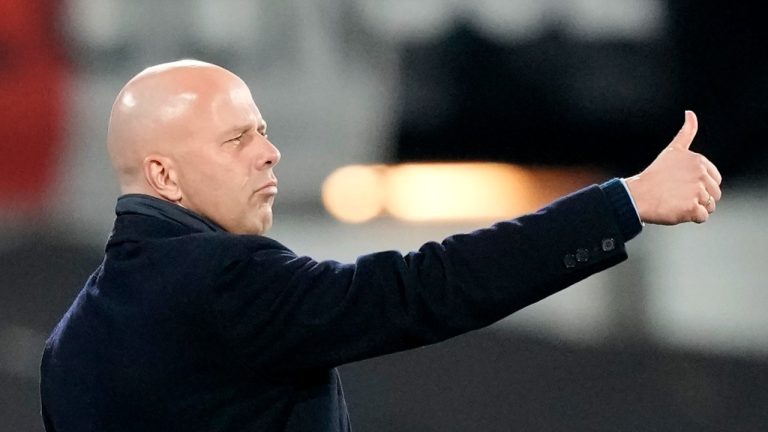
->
[257,181,278,195]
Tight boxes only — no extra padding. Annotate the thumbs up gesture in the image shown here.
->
[625,111,722,225]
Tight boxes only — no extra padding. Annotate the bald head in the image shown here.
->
[107,60,244,194]
[105,59,280,234]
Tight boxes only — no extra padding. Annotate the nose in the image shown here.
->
[256,137,281,170]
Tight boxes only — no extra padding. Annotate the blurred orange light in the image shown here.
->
[384,163,531,221]
[321,162,603,223]
[321,164,387,223]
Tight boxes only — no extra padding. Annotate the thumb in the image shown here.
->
[668,110,698,150]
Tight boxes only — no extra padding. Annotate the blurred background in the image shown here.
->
[2,0,767,430]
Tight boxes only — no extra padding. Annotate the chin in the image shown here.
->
[258,219,273,235]
[245,217,272,236]
[225,208,273,235]
[257,210,273,234]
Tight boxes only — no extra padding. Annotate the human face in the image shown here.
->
[174,76,281,235]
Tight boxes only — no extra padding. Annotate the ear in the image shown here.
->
[143,155,182,202]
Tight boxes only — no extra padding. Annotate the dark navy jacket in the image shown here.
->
[40,180,641,431]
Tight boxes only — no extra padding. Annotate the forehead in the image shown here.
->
[208,78,263,127]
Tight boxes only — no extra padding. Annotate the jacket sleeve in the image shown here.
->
[202,185,634,372]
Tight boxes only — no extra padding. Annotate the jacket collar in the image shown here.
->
[116,194,225,233]
[107,194,225,247]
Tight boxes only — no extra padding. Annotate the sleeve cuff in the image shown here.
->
[599,178,643,241]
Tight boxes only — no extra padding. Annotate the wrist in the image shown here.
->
[599,178,643,241]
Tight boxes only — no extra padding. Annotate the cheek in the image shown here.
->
[180,154,227,187]
[177,151,253,207]
[178,167,227,209]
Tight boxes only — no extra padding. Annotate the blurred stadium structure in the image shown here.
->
[1,0,767,430]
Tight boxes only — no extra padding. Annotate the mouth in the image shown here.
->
[256,181,278,196]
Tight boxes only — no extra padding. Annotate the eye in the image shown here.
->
[227,133,245,145]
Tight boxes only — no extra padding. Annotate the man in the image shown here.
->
[40,60,721,431]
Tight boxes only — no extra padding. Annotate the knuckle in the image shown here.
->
[689,200,700,213]
[698,164,709,178]
[695,210,709,223]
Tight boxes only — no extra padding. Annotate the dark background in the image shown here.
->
[394,1,768,184]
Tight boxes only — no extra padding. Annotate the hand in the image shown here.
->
[625,111,722,225]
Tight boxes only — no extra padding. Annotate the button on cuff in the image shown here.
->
[576,248,589,262]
